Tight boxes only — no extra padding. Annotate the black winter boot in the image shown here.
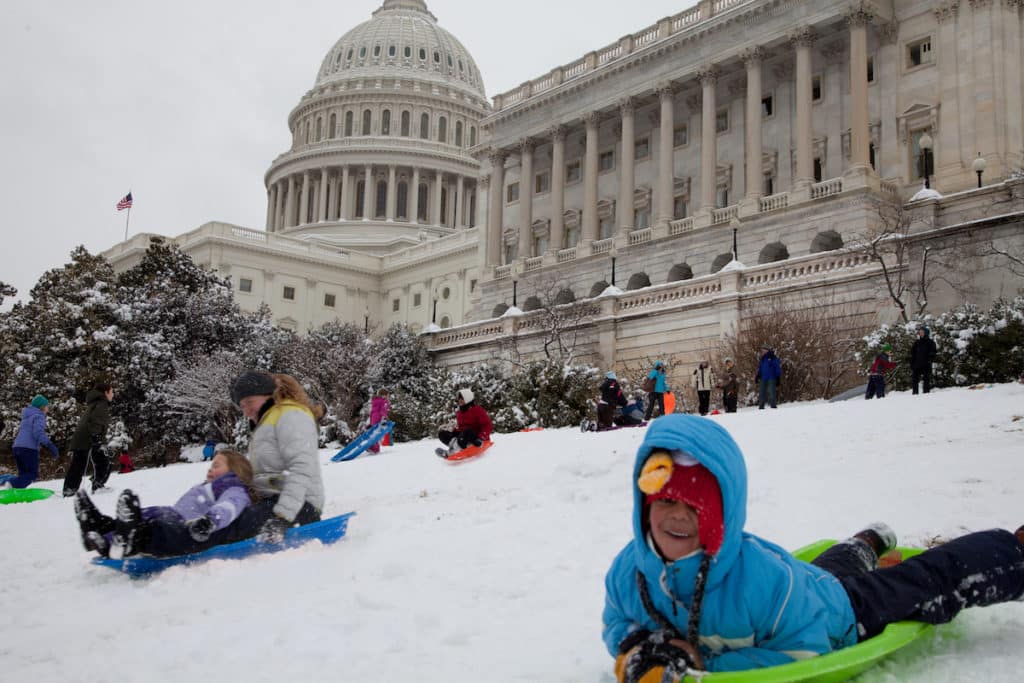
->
[114,490,144,557]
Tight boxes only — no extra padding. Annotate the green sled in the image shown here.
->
[0,488,55,505]
[680,540,934,683]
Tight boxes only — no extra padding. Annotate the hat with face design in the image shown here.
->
[639,449,724,555]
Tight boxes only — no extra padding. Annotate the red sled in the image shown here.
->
[445,440,494,462]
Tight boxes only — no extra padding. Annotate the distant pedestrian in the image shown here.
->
[202,438,216,462]
[756,347,782,410]
[909,327,937,395]
[63,382,114,497]
[692,361,716,416]
[8,395,60,489]
[719,357,739,413]
[643,361,669,420]
[866,344,897,399]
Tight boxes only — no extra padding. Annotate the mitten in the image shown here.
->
[617,631,695,683]
[186,515,216,542]
[257,515,290,544]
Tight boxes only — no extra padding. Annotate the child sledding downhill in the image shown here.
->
[435,388,492,458]
[603,414,1024,682]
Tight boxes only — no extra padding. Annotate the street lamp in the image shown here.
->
[511,271,519,308]
[972,153,987,189]
[609,242,618,288]
[432,295,438,324]
[363,306,369,334]
[918,132,934,189]
[730,218,740,260]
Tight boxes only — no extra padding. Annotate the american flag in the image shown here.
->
[116,192,133,211]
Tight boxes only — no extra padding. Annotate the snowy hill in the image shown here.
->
[4,383,1024,683]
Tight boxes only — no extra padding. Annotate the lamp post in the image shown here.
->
[432,295,438,324]
[730,218,740,260]
[609,242,618,288]
[511,272,519,308]
[918,132,934,189]
[364,306,369,334]
[972,153,987,189]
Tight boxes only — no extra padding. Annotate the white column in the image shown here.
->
[273,181,284,231]
[432,170,443,226]
[455,175,465,228]
[486,150,507,267]
[362,165,373,220]
[549,126,566,253]
[518,138,535,257]
[582,111,600,243]
[328,172,339,221]
[266,185,276,231]
[386,165,397,221]
[742,47,765,200]
[933,5,962,177]
[284,175,297,228]
[339,166,350,220]
[791,27,816,186]
[656,83,676,225]
[299,171,311,225]
[617,98,635,235]
[318,168,329,222]
[411,168,420,223]
[846,8,872,172]
[698,65,719,211]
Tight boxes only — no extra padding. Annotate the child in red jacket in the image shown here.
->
[436,388,492,458]
[866,343,897,399]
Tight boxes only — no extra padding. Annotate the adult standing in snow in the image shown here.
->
[909,327,937,395]
[692,361,716,416]
[437,388,492,456]
[719,358,739,413]
[597,371,628,430]
[643,361,669,420]
[755,347,782,410]
[63,382,114,497]
[865,344,897,399]
[7,395,59,489]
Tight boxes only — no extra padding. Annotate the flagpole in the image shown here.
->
[124,207,131,241]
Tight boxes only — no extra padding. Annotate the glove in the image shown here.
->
[186,515,216,542]
[257,515,291,544]
[616,631,695,683]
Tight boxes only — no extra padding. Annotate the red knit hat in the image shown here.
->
[640,451,725,555]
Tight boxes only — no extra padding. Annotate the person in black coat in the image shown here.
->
[597,371,627,430]
[909,326,937,395]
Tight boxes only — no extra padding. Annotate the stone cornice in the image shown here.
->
[288,81,489,127]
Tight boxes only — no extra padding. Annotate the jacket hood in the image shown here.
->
[22,405,45,420]
[630,415,747,592]
[85,389,107,404]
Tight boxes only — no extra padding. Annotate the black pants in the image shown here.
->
[597,402,616,429]
[813,529,1024,641]
[865,375,886,399]
[723,394,737,413]
[438,429,479,449]
[911,366,932,394]
[140,497,322,557]
[644,393,664,420]
[697,391,711,415]
[63,447,111,495]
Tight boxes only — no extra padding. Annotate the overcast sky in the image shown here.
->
[1,0,691,307]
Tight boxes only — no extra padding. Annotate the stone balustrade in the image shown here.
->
[711,205,739,224]
[524,256,545,272]
[628,228,653,246]
[758,193,790,213]
[810,177,844,199]
[591,237,615,255]
[669,217,696,235]
[494,264,512,280]
[557,247,577,263]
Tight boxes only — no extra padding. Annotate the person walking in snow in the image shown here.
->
[643,361,669,420]
[437,388,492,457]
[692,361,716,416]
[74,449,253,558]
[597,371,628,430]
[865,344,897,399]
[909,326,937,395]
[202,438,217,462]
[63,382,114,497]
[755,347,782,410]
[7,395,59,489]
[718,358,739,413]
[367,388,391,454]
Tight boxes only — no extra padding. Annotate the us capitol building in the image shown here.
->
[104,0,1023,370]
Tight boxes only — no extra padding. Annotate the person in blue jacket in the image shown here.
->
[755,346,782,409]
[7,395,60,489]
[202,438,217,461]
[602,415,1024,681]
[643,361,669,420]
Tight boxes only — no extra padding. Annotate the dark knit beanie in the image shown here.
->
[231,371,276,405]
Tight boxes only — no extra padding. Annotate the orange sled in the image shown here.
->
[444,440,494,462]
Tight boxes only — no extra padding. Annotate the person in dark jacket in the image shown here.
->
[718,358,739,413]
[755,347,782,409]
[909,327,937,395]
[598,371,628,430]
[8,395,60,489]
[437,388,492,457]
[866,344,898,399]
[63,382,114,497]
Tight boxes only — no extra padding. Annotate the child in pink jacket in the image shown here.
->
[367,388,391,454]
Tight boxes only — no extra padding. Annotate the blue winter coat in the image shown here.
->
[13,405,59,456]
[602,415,856,672]
[757,351,782,383]
[647,366,669,393]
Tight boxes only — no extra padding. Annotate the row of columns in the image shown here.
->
[267,166,476,231]
[484,15,875,268]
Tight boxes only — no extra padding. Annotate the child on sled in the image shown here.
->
[603,415,1024,681]
[74,449,253,558]
[436,388,492,458]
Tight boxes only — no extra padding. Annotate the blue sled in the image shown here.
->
[91,511,356,578]
[332,421,394,462]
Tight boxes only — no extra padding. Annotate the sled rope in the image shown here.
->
[635,552,712,670]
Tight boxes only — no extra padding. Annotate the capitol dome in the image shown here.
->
[315,0,486,100]
[263,0,489,256]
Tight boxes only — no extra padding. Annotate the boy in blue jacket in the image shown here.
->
[603,415,1024,682]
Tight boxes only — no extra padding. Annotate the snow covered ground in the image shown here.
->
[3,383,1023,683]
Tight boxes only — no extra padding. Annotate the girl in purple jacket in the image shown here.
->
[74,450,254,558]
[367,388,391,454]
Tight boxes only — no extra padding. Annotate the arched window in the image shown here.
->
[438,116,447,143]
[373,45,381,57]
[388,45,396,57]
[362,110,372,135]
[404,46,412,58]
[420,113,430,139]
[400,111,410,137]
[344,111,353,137]
[419,47,427,61]
[329,113,337,138]
[554,288,576,305]
[522,296,542,312]
[418,182,429,221]
[315,117,322,141]
[397,181,408,220]
[626,273,651,290]
[382,110,391,136]
[469,126,477,147]
[359,46,366,58]
[433,51,441,64]
[758,242,790,264]
[492,303,509,317]
[588,281,610,298]
[355,180,366,218]
[809,230,844,253]
[667,264,694,282]
[455,121,463,147]
[710,253,733,274]
[346,48,353,61]
[375,181,387,219]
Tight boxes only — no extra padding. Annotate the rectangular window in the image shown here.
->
[763,175,775,196]
[566,160,581,183]
[634,137,650,160]
[239,278,253,293]
[673,197,687,220]
[673,125,688,147]
[413,292,422,307]
[470,279,477,293]
[813,157,823,183]
[535,171,550,194]
[634,208,650,229]
[324,293,336,308]
[392,298,401,312]
[506,182,519,203]
[716,187,729,209]
[909,129,934,180]
[867,57,875,83]
[566,227,580,248]
[761,96,774,118]
[907,38,932,67]
[716,108,729,134]
[534,235,549,255]
[599,217,614,240]
[812,75,822,101]
[283,286,296,301]
[599,150,615,172]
